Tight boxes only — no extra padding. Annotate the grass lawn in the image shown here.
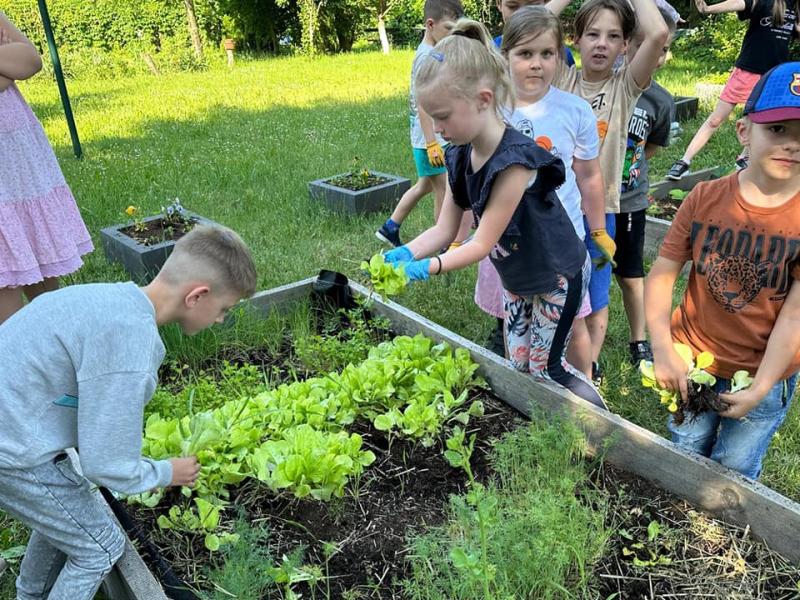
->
[1,47,797,591]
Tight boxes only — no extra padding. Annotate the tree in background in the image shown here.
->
[183,0,204,60]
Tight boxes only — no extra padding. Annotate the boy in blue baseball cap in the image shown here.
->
[644,62,800,479]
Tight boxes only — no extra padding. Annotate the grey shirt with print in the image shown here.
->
[620,81,675,213]
[0,282,172,495]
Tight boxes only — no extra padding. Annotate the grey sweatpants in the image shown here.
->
[0,455,125,600]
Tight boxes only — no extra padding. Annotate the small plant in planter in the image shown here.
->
[100,199,218,283]
[639,343,754,425]
[309,156,411,215]
[121,199,195,246]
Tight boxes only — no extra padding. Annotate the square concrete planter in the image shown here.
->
[308,171,411,215]
[100,211,217,284]
[674,96,698,122]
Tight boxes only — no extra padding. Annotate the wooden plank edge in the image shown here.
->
[343,280,800,564]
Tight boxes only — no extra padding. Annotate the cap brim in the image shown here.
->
[749,107,800,123]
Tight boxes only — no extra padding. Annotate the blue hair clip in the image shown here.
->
[429,51,445,62]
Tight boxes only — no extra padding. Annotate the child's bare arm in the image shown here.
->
[418,105,437,144]
[436,165,534,274]
[694,0,746,15]
[0,12,42,81]
[572,157,605,233]
[406,180,466,258]
[645,256,690,400]
[626,0,670,89]
[720,282,800,418]
[544,0,574,17]
[644,142,665,160]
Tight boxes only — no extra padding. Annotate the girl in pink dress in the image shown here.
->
[0,12,93,323]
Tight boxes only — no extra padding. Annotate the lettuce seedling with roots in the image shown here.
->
[639,343,753,425]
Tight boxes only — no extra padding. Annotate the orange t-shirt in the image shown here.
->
[659,174,800,379]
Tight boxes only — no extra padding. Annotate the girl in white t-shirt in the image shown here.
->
[475,5,609,377]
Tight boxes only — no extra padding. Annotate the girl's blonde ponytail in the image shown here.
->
[415,18,514,119]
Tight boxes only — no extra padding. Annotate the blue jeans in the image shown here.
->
[0,455,125,599]
[668,374,797,479]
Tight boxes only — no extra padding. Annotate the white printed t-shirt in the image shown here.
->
[507,86,600,239]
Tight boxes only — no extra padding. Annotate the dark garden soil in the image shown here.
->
[327,171,392,191]
[672,382,731,426]
[131,392,527,599]
[646,197,681,220]
[591,464,800,599]
[120,215,196,246]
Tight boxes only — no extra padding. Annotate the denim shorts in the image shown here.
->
[582,213,616,312]
[668,373,797,480]
[412,147,447,178]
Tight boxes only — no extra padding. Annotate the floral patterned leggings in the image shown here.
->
[503,256,606,409]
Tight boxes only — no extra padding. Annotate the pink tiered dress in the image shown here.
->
[0,83,93,288]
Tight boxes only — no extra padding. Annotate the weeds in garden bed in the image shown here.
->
[404,417,610,599]
[591,463,800,598]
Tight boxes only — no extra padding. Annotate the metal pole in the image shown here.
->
[37,0,82,158]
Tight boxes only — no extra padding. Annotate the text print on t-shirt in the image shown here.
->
[759,12,796,40]
[690,221,800,312]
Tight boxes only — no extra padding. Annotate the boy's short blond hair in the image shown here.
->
[160,225,257,298]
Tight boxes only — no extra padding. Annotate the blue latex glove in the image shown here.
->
[404,258,431,282]
[383,245,413,266]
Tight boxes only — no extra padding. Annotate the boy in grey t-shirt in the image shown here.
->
[613,8,677,365]
[0,226,256,599]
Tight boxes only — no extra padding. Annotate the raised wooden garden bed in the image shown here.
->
[98,276,800,599]
[308,171,410,215]
[100,211,218,284]
[644,166,723,259]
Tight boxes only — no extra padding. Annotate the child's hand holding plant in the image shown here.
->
[641,343,753,425]
[719,371,760,420]
[361,253,408,297]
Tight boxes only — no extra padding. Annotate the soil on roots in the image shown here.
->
[672,382,731,426]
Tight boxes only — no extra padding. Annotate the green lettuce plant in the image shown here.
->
[361,253,408,297]
[639,343,716,413]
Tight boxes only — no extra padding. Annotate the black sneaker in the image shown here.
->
[666,160,690,181]
[486,318,506,357]
[376,224,402,248]
[629,340,653,366]
[735,156,749,171]
[592,361,604,387]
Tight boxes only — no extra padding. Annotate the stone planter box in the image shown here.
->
[673,95,698,122]
[308,171,410,215]
[100,211,217,284]
[644,166,722,259]
[101,276,800,598]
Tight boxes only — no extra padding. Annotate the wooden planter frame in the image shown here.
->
[102,277,800,598]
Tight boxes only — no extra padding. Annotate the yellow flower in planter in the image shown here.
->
[125,205,138,217]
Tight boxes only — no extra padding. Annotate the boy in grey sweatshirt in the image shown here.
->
[0,225,256,600]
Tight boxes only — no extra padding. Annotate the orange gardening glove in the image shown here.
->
[426,141,445,168]
[590,229,617,269]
